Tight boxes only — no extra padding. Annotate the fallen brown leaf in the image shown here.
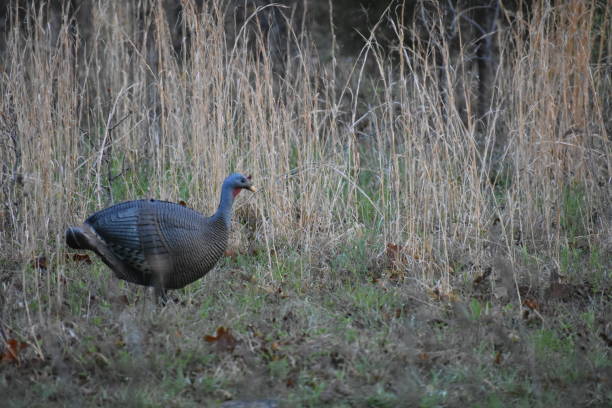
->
[224,248,238,259]
[522,298,539,310]
[494,351,502,365]
[204,327,237,352]
[67,253,92,264]
[1,338,28,364]
[385,242,407,268]
[111,295,130,306]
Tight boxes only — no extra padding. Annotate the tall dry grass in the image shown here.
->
[0,0,609,317]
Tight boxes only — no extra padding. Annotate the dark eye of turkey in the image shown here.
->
[241,178,246,183]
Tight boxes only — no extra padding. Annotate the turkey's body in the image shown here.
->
[66,173,255,296]
[76,199,228,289]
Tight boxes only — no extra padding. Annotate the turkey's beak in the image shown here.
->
[247,185,257,192]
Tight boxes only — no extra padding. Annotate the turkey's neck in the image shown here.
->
[213,185,235,227]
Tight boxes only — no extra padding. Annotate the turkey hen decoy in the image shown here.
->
[66,173,256,300]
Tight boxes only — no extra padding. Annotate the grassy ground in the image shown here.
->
[1,243,610,407]
[0,1,610,407]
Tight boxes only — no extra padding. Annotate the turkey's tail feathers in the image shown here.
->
[66,226,93,250]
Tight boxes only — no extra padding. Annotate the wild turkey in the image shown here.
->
[66,173,256,300]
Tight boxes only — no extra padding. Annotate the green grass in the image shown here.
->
[2,198,610,407]
[561,184,589,242]
[1,244,611,406]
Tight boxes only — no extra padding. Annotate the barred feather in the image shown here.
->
[65,173,254,293]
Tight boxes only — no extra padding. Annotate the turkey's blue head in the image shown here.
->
[224,173,256,198]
